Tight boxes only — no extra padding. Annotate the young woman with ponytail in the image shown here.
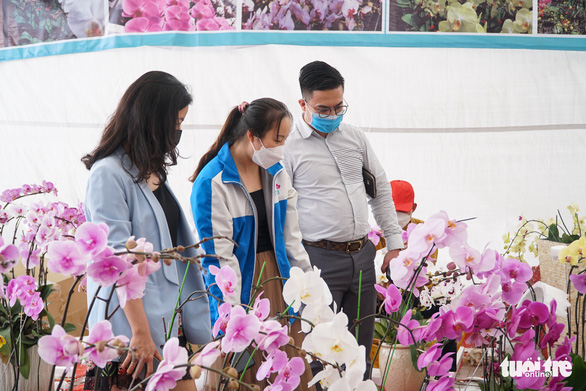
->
[190,98,315,389]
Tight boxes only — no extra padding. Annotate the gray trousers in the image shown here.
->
[304,240,377,378]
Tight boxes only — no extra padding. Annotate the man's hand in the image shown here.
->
[381,248,401,274]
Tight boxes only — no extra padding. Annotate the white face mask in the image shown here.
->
[396,211,412,229]
[250,137,284,170]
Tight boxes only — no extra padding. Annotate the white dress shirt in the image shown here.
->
[283,116,404,251]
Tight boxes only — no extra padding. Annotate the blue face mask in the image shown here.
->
[310,112,343,134]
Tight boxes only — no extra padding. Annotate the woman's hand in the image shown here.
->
[121,330,163,379]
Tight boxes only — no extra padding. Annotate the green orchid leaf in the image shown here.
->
[563,353,586,391]
[39,284,54,301]
[547,224,560,241]
[0,327,13,358]
[63,323,77,333]
[19,346,31,379]
[401,14,418,27]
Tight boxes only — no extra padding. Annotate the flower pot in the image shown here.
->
[0,345,52,391]
[378,343,425,391]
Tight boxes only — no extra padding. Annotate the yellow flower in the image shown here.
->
[0,335,6,349]
[558,238,585,266]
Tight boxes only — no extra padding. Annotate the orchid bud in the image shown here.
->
[190,365,202,379]
[177,245,185,252]
[96,340,106,353]
[227,380,239,390]
[126,239,138,250]
[152,252,160,263]
[251,385,261,391]
[163,258,172,266]
[288,337,295,346]
[447,262,457,270]
[226,367,238,379]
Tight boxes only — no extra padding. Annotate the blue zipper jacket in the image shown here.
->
[190,142,311,324]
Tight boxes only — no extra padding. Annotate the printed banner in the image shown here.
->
[1,0,585,61]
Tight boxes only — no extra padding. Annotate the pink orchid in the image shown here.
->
[518,301,549,329]
[146,338,188,391]
[501,258,533,283]
[87,248,131,288]
[166,0,190,6]
[406,219,445,254]
[257,349,288,381]
[450,243,490,274]
[47,240,88,276]
[501,280,526,306]
[252,294,271,321]
[0,236,19,273]
[196,17,220,30]
[427,352,454,377]
[115,265,148,308]
[397,310,423,346]
[38,325,83,371]
[570,273,586,294]
[122,0,162,19]
[279,10,294,30]
[428,211,468,248]
[192,340,220,368]
[427,373,455,391]
[273,357,305,390]
[255,320,289,353]
[213,16,234,30]
[20,247,41,268]
[290,2,311,25]
[209,264,237,298]
[23,291,43,321]
[163,5,191,31]
[7,275,37,306]
[511,329,537,362]
[75,222,108,257]
[374,283,402,313]
[212,302,232,337]
[86,320,129,368]
[190,1,215,19]
[417,343,443,370]
[540,322,565,349]
[222,306,260,353]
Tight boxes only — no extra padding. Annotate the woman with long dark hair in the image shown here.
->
[190,98,315,389]
[82,71,210,390]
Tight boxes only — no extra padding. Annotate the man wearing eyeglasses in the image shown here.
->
[283,61,404,379]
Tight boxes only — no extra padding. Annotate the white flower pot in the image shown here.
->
[0,345,52,391]
[378,343,425,391]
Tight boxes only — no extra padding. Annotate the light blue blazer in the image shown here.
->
[84,148,211,353]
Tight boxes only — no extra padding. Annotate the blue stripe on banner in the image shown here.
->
[1,31,586,62]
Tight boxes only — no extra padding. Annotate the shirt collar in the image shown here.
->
[297,114,317,139]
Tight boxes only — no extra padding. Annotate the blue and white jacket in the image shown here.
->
[191,142,312,324]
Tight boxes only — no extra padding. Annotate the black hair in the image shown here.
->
[190,98,291,181]
[299,61,345,100]
[82,71,192,184]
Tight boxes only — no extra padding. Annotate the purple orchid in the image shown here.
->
[221,306,260,353]
[257,349,288,381]
[85,320,129,368]
[209,264,237,298]
[38,325,83,371]
[146,338,188,391]
[374,283,402,313]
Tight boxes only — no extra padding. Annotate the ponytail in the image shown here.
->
[190,97,292,182]
[190,107,244,181]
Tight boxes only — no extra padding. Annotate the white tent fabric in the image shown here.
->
[1,45,585,256]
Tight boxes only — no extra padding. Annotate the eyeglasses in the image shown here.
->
[304,100,349,118]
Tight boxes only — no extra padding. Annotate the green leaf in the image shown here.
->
[63,323,77,333]
[410,344,421,371]
[395,0,412,6]
[19,345,31,379]
[39,283,54,301]
[563,353,586,390]
[547,224,560,241]
[402,14,418,27]
[46,309,55,329]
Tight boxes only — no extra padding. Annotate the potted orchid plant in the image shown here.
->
[0,182,83,390]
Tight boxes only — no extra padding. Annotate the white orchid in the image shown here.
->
[283,266,332,312]
[300,302,336,333]
[310,312,360,365]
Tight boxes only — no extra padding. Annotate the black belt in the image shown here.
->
[302,236,369,253]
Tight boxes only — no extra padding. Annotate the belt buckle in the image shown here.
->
[345,239,363,253]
